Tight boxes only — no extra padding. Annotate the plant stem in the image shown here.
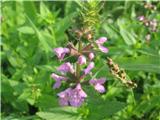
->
[76,41,82,82]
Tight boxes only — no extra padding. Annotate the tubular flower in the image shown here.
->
[54,47,70,60]
[96,37,108,53]
[84,62,95,75]
[57,62,74,74]
[89,78,106,93]
[69,84,87,107]
[96,37,107,45]
[51,73,67,89]
[57,88,72,106]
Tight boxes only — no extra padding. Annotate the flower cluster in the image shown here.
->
[138,16,158,32]
[137,2,158,43]
[51,37,108,107]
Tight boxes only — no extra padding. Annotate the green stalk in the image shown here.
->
[76,41,82,82]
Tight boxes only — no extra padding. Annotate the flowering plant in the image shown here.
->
[51,37,108,107]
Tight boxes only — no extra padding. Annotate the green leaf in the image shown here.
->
[23,2,37,21]
[117,18,137,45]
[26,15,52,52]
[37,107,81,120]
[134,96,160,115]
[85,87,126,120]
[17,26,35,34]
[40,2,50,17]
[115,55,160,73]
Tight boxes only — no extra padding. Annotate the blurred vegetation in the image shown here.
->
[1,1,160,120]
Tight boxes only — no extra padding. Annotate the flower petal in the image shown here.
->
[94,84,105,93]
[84,62,95,75]
[57,62,74,73]
[96,37,107,45]
[53,80,61,89]
[54,47,70,60]
[98,45,108,53]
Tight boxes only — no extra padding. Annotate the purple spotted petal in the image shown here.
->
[57,62,74,73]
[78,55,86,65]
[57,88,72,106]
[54,47,70,60]
[84,62,94,75]
[69,84,87,107]
[76,84,87,98]
[94,84,105,93]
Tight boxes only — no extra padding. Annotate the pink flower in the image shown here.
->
[96,37,108,53]
[84,62,94,75]
[54,47,70,60]
[138,16,145,21]
[88,52,94,60]
[89,78,106,93]
[51,73,67,89]
[57,88,72,106]
[98,45,108,53]
[57,62,74,73]
[69,84,87,107]
[96,37,107,45]
[78,55,86,65]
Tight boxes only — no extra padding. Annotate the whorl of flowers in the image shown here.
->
[51,37,108,107]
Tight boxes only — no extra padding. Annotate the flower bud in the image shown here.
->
[78,55,86,65]
[84,62,94,75]
[96,37,107,45]
[89,52,94,60]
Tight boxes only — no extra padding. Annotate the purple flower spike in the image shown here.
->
[57,88,72,106]
[57,62,74,74]
[96,37,107,45]
[84,62,95,75]
[78,55,86,65]
[69,84,87,107]
[89,78,106,93]
[51,73,68,89]
[54,47,70,60]
[98,45,109,53]
[89,52,94,60]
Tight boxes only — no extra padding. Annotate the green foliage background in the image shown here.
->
[1,1,160,120]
